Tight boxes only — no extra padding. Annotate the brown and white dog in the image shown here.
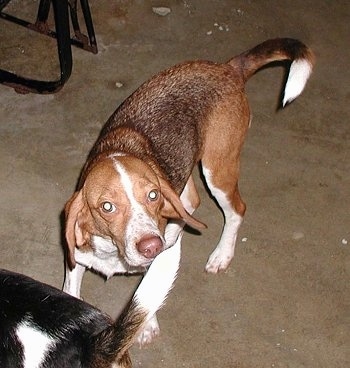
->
[0,239,180,367]
[63,38,314,344]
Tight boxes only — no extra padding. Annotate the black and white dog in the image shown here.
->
[0,239,181,368]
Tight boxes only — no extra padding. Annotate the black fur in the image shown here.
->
[0,269,141,368]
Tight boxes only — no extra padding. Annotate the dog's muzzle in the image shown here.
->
[136,235,163,259]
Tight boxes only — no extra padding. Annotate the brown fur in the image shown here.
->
[65,38,314,271]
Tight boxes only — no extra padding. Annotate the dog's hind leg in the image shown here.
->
[202,163,246,273]
[164,174,200,248]
[200,96,249,273]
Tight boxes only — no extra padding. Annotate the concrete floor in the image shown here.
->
[1,1,349,367]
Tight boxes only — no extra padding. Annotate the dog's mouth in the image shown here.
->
[125,256,153,268]
[123,249,154,268]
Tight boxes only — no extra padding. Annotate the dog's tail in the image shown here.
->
[91,240,181,367]
[228,38,315,106]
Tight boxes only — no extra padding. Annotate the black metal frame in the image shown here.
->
[0,0,97,94]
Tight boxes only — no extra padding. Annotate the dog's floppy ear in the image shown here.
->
[159,177,207,230]
[64,190,91,269]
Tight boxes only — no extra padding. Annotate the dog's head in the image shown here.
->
[65,155,205,269]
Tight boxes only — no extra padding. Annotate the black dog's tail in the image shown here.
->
[91,240,181,367]
[228,38,315,106]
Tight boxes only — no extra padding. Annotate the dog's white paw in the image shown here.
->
[205,248,233,274]
[137,315,160,347]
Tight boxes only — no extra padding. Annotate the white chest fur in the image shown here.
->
[73,235,144,278]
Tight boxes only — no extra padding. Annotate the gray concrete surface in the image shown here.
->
[0,1,349,367]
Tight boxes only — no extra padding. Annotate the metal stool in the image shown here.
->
[0,0,97,94]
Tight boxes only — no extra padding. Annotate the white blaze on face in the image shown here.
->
[113,159,163,265]
[16,319,55,368]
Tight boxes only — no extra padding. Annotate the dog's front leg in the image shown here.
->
[62,263,85,299]
[137,177,199,346]
[137,314,161,346]
[137,231,184,346]
[136,177,197,343]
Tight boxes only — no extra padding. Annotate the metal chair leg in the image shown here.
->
[0,0,97,94]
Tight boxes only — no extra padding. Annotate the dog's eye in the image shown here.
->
[101,201,116,213]
[148,189,159,201]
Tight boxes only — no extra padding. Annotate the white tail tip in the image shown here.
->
[283,59,313,106]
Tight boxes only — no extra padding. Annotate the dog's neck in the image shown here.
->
[79,126,163,188]
[95,126,153,156]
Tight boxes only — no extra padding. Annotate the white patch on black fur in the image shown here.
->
[16,319,55,368]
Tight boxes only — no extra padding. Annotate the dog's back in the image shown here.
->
[0,241,180,367]
[0,269,110,367]
[86,38,314,193]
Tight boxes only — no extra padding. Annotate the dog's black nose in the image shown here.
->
[137,235,163,259]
